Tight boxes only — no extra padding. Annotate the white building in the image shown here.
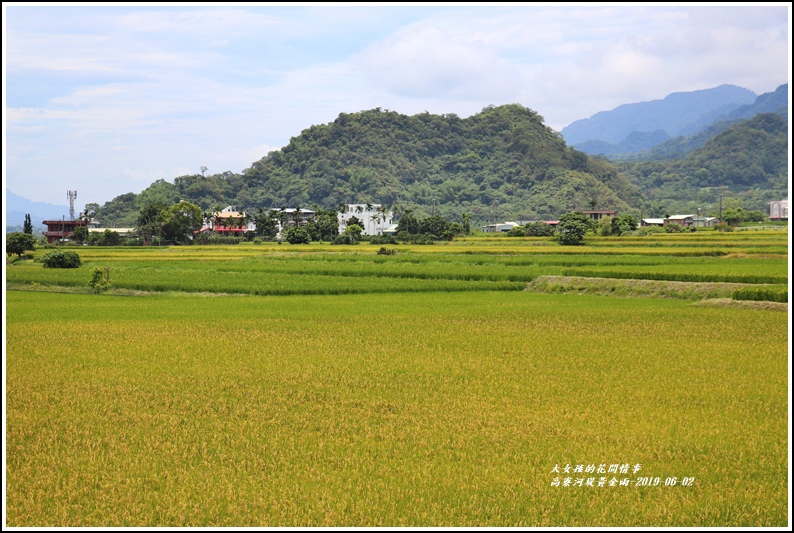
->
[338,204,394,235]
[270,208,315,231]
[769,199,788,221]
[481,221,520,233]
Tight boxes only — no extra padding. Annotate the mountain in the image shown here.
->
[5,190,70,232]
[93,104,643,226]
[721,83,788,122]
[561,84,757,148]
[644,84,789,160]
[616,113,788,215]
[574,130,671,157]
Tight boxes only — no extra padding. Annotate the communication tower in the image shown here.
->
[67,190,77,221]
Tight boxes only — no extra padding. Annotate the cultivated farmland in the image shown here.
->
[4,230,790,526]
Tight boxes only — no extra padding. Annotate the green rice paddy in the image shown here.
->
[4,230,790,526]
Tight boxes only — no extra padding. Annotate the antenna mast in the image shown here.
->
[67,190,78,221]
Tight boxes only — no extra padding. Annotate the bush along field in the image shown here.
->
[4,230,789,526]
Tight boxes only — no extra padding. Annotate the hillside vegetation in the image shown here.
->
[90,101,786,229]
[617,113,788,215]
[94,105,642,226]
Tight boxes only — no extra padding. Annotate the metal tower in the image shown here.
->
[67,190,77,221]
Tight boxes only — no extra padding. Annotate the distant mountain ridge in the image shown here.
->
[561,84,757,147]
[6,189,70,231]
[563,84,788,159]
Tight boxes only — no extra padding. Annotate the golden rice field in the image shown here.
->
[4,230,790,526]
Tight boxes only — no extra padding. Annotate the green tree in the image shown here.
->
[420,215,449,239]
[253,208,278,239]
[460,213,471,235]
[611,214,638,235]
[524,222,555,237]
[344,223,363,244]
[6,232,37,258]
[23,214,33,235]
[306,208,339,242]
[285,226,311,244]
[722,207,745,227]
[137,200,169,244]
[101,229,121,246]
[557,212,595,245]
[396,209,420,235]
[72,226,89,243]
[160,201,203,243]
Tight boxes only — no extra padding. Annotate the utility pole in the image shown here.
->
[719,192,723,223]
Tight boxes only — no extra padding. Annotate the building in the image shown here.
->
[641,218,665,227]
[481,222,520,233]
[664,215,695,227]
[338,204,394,235]
[270,208,315,231]
[769,199,788,221]
[581,210,617,221]
[691,216,719,228]
[42,218,87,243]
[199,206,256,235]
[88,228,135,238]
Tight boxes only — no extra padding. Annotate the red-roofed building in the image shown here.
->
[42,219,87,243]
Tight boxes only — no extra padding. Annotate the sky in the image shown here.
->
[3,3,791,209]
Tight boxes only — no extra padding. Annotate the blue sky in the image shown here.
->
[3,3,791,209]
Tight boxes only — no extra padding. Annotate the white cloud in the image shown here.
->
[4,4,790,206]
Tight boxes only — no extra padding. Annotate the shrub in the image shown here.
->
[524,222,555,237]
[370,234,397,245]
[41,250,82,268]
[636,226,666,235]
[332,234,352,245]
[285,227,311,245]
[87,267,113,293]
[377,247,397,255]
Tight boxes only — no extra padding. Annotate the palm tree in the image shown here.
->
[461,213,471,235]
[294,204,302,226]
[278,205,287,231]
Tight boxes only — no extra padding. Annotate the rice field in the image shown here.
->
[4,230,790,526]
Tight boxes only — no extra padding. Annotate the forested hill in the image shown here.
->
[616,112,789,215]
[95,105,642,226]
